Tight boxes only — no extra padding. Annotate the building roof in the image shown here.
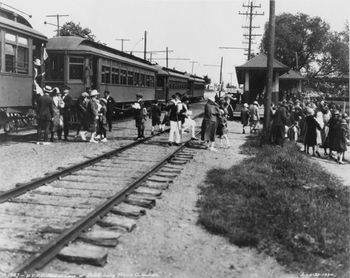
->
[47,36,157,72]
[235,53,289,71]
[279,70,306,80]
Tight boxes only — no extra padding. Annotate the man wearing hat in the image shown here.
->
[132,93,147,140]
[168,93,184,146]
[61,85,73,141]
[37,85,54,144]
[270,101,288,146]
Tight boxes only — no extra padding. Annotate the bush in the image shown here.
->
[198,141,350,275]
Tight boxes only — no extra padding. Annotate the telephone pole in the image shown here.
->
[144,31,147,60]
[45,14,69,36]
[239,1,264,60]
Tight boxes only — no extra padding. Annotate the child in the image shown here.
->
[150,99,161,135]
[217,107,230,148]
[240,103,249,134]
[288,121,300,143]
[96,98,108,142]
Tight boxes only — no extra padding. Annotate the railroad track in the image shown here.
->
[0,116,204,274]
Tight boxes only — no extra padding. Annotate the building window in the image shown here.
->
[69,56,84,80]
[120,69,127,85]
[111,67,119,84]
[101,66,111,83]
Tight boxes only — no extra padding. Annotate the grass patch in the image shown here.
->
[198,140,350,275]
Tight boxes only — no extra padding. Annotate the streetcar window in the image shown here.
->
[5,33,16,43]
[17,46,29,74]
[69,56,84,80]
[4,33,29,74]
[146,75,150,87]
[120,70,127,85]
[140,74,145,86]
[45,54,64,81]
[18,37,28,46]
[150,76,155,87]
[5,44,15,72]
[127,71,133,86]
[101,66,111,84]
[111,68,119,84]
[134,72,140,86]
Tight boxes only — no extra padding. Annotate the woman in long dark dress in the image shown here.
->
[332,117,348,164]
[303,108,321,156]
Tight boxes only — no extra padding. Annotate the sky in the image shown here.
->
[3,0,349,85]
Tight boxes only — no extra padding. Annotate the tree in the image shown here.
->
[261,13,330,73]
[203,75,211,85]
[59,21,96,41]
[261,13,349,86]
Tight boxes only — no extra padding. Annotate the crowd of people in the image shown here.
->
[36,86,115,144]
[268,99,349,164]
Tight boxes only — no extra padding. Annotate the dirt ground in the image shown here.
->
[1,102,348,277]
[40,120,298,278]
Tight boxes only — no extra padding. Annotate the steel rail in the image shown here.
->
[13,134,197,273]
[0,112,203,204]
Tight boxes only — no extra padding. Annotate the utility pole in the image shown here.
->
[263,0,276,140]
[46,14,69,36]
[144,31,147,60]
[115,38,130,52]
[166,47,168,68]
[204,61,223,94]
[189,61,198,74]
[239,1,264,60]
[219,57,223,96]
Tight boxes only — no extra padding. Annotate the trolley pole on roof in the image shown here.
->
[144,31,147,60]
[46,14,69,37]
[189,61,198,74]
[263,0,276,141]
[115,38,130,52]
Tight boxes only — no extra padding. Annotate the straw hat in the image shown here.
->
[33,59,41,67]
[90,90,99,97]
[43,85,53,93]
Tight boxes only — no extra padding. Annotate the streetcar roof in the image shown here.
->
[47,36,157,72]
[0,16,47,41]
[153,65,191,80]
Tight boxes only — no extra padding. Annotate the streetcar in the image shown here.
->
[0,6,47,131]
[45,36,158,113]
